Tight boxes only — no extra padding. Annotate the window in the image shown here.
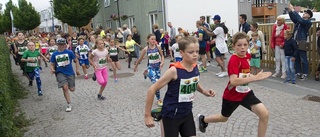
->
[104,0,110,7]
[106,21,112,28]
[63,24,68,33]
[248,0,251,2]
[128,17,135,29]
[149,13,158,33]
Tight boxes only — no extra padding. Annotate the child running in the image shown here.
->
[134,34,164,106]
[75,37,91,79]
[46,38,58,60]
[21,42,49,96]
[198,32,271,137]
[50,38,80,112]
[107,39,127,82]
[126,34,141,68]
[14,32,28,74]
[170,34,183,62]
[144,36,215,137]
[89,38,110,100]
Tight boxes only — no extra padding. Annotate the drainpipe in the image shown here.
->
[162,0,166,30]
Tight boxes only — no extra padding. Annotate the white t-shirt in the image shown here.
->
[213,27,228,53]
[92,48,108,69]
[170,43,181,58]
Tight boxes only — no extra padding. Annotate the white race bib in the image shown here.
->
[236,73,251,93]
[109,48,118,56]
[98,57,107,67]
[55,54,70,67]
[26,57,38,67]
[18,47,27,55]
[148,52,160,64]
[178,76,199,102]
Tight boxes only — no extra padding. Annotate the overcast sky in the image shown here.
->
[0,0,51,11]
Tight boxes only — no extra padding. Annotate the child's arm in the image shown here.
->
[89,52,96,70]
[157,45,165,69]
[145,66,177,128]
[116,45,128,53]
[229,70,271,87]
[134,47,147,72]
[50,62,56,74]
[197,83,216,97]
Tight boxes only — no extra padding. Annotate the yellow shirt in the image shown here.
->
[35,42,40,49]
[100,30,106,38]
[125,40,136,52]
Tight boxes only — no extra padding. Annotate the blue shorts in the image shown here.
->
[79,59,90,66]
[214,48,225,57]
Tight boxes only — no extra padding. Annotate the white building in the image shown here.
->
[39,7,62,32]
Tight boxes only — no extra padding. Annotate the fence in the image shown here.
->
[258,21,320,76]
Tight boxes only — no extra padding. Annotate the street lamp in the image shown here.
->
[49,0,54,32]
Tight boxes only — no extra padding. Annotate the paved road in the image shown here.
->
[13,55,320,137]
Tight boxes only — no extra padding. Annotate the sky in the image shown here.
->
[0,0,51,11]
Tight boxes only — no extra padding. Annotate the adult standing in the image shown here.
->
[247,22,266,56]
[288,3,312,80]
[239,14,250,34]
[271,16,289,79]
[200,16,213,65]
[132,26,141,59]
[153,24,162,44]
[168,22,176,46]
[202,15,228,78]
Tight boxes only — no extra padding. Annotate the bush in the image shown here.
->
[0,36,29,137]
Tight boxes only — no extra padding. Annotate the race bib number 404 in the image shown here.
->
[55,54,70,67]
[178,76,199,102]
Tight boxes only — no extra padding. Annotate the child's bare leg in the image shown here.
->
[62,84,71,103]
[115,62,121,70]
[251,103,269,137]
[160,120,164,137]
[82,64,87,74]
[204,114,229,123]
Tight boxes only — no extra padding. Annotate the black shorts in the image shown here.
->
[162,112,196,137]
[199,47,206,55]
[214,48,225,57]
[110,56,119,62]
[221,91,262,117]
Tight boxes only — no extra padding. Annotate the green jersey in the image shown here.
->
[22,50,41,72]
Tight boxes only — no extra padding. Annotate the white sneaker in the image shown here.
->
[215,71,223,76]
[218,72,228,78]
[206,62,211,67]
[281,74,286,79]
[272,73,279,78]
[66,104,72,112]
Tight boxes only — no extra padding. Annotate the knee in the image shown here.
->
[259,110,269,121]
[69,87,75,92]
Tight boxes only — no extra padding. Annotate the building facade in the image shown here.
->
[93,0,288,45]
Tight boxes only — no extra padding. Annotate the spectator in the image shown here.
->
[168,22,176,45]
[288,3,313,80]
[239,14,250,33]
[200,16,213,66]
[247,22,266,54]
[271,16,289,79]
[315,25,320,81]
[132,26,141,59]
[153,24,161,44]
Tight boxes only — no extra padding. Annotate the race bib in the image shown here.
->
[236,73,251,93]
[178,76,199,102]
[127,45,134,51]
[79,48,88,55]
[49,47,57,55]
[55,54,70,67]
[26,57,38,67]
[98,57,107,67]
[109,48,118,56]
[148,52,160,64]
[18,47,27,55]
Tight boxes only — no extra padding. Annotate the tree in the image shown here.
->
[0,0,15,34]
[53,0,99,29]
[290,0,313,9]
[13,0,40,31]
[313,0,320,12]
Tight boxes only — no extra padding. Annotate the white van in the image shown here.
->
[278,12,320,22]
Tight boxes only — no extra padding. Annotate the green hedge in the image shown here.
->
[0,36,29,137]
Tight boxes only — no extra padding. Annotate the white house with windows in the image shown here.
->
[39,7,62,33]
[93,0,287,45]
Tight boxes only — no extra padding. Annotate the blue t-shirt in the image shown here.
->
[197,29,206,48]
[50,49,76,76]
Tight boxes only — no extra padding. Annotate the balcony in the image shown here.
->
[252,3,277,23]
